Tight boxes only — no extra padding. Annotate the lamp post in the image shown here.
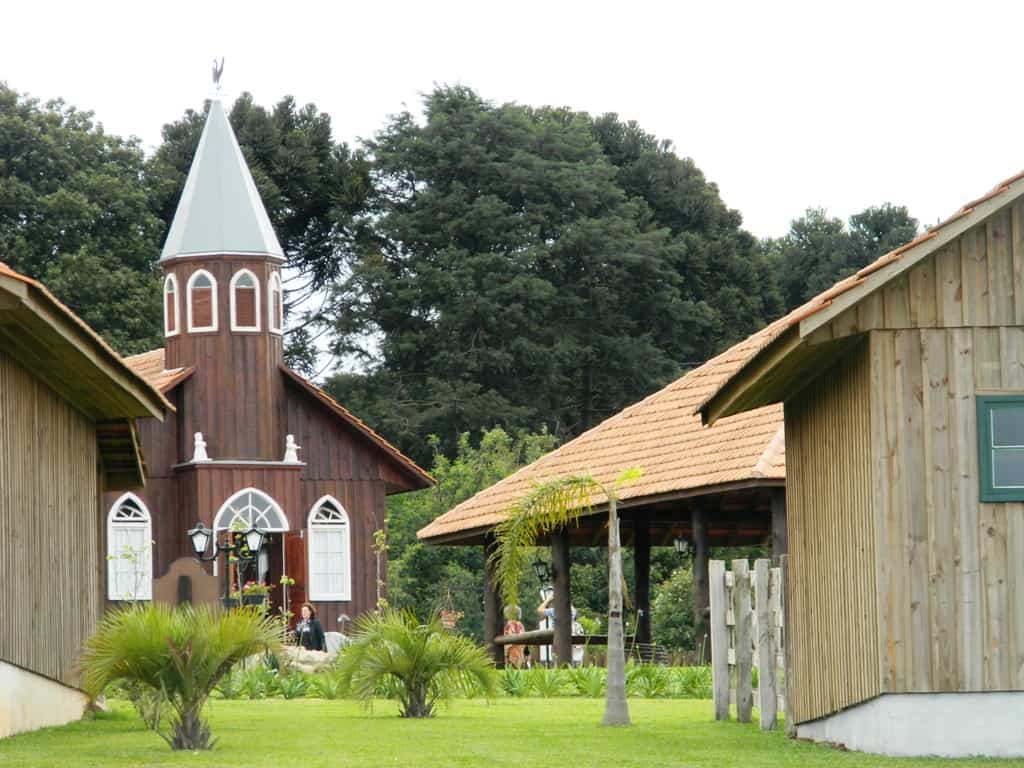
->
[188,522,266,562]
[187,522,267,606]
[673,536,690,557]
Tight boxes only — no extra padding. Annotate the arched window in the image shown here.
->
[307,496,351,601]
[107,493,153,601]
[214,488,288,533]
[186,270,218,332]
[268,272,283,334]
[164,274,179,337]
[230,269,261,332]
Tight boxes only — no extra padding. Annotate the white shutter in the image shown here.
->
[307,501,351,601]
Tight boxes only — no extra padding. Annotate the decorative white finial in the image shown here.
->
[192,432,210,462]
[283,434,301,463]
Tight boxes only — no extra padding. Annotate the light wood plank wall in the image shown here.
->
[784,340,879,724]
[812,201,1024,705]
[0,348,101,686]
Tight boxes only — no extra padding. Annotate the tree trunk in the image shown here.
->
[169,705,212,750]
[602,497,631,726]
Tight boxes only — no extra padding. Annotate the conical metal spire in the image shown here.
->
[160,97,284,262]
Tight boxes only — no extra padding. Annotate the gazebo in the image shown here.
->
[417,334,787,666]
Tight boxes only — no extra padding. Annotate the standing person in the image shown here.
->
[294,603,326,651]
[503,605,526,668]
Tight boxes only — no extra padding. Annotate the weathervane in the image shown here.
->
[212,58,225,90]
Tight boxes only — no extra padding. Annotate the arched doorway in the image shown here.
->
[213,488,288,607]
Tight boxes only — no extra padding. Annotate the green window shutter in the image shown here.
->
[977,395,1024,502]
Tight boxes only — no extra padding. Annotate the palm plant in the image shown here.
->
[491,468,641,726]
[79,604,280,750]
[335,608,497,717]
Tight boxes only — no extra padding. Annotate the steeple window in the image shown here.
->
[230,269,261,331]
[164,274,179,337]
[187,270,218,332]
[269,272,284,334]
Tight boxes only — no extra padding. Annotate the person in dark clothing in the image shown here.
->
[294,602,326,651]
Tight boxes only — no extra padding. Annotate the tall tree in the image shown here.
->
[0,84,164,353]
[769,203,918,310]
[326,86,779,463]
[148,93,372,371]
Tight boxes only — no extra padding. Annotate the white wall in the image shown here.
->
[0,661,89,739]
[797,692,1024,757]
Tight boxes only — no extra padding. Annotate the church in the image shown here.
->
[108,94,432,629]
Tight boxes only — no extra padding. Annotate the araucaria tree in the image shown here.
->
[335,608,498,717]
[492,468,641,726]
[79,604,281,750]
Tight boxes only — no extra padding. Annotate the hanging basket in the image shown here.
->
[440,608,463,631]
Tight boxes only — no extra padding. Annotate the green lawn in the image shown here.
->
[0,699,1020,768]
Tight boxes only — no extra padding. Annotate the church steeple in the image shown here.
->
[160,97,284,262]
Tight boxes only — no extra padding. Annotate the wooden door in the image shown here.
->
[284,531,307,625]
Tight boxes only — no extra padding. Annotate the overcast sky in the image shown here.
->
[4,0,1023,240]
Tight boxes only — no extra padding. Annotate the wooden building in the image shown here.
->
[418,344,787,667]
[111,95,432,627]
[0,264,167,738]
[700,171,1024,757]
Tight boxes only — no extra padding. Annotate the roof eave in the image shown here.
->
[0,272,170,422]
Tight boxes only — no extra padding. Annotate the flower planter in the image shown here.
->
[222,597,241,609]
[242,594,267,607]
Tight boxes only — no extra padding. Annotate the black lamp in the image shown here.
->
[532,560,551,582]
[187,522,264,563]
[673,536,690,556]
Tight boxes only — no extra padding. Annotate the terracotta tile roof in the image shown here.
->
[124,348,194,392]
[697,168,1024,417]
[0,262,172,415]
[280,365,434,490]
[416,334,784,542]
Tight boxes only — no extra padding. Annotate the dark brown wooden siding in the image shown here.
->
[0,348,102,686]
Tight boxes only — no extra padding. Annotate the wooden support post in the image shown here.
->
[709,559,729,720]
[551,529,572,667]
[692,503,710,662]
[754,558,777,730]
[781,554,796,737]
[771,488,787,565]
[733,559,753,723]
[483,537,504,668]
[633,519,651,646]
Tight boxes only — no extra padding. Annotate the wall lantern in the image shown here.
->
[673,536,690,557]
[187,521,265,563]
[532,560,551,583]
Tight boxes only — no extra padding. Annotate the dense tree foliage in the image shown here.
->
[767,204,918,310]
[325,86,781,464]
[0,84,164,353]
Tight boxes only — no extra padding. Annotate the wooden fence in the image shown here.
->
[709,558,787,731]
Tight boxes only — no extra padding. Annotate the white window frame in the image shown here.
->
[229,269,261,332]
[307,495,351,602]
[213,488,289,533]
[186,269,218,333]
[268,272,283,335]
[106,492,153,601]
[164,273,180,337]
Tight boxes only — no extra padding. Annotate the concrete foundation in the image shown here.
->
[796,692,1024,757]
[0,661,89,739]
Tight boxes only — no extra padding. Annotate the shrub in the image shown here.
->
[673,666,712,699]
[240,664,276,700]
[79,604,280,750]
[527,667,570,698]
[308,671,346,700]
[214,668,244,700]
[500,668,530,698]
[336,609,497,717]
[569,666,605,698]
[626,664,671,698]
[276,672,309,699]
